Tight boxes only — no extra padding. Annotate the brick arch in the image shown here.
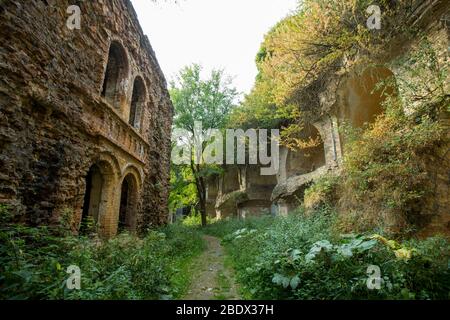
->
[101,40,130,110]
[80,152,121,238]
[118,166,142,233]
[128,75,147,130]
[96,151,122,179]
[121,164,144,188]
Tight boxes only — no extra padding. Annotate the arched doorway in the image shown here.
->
[101,41,129,109]
[81,164,104,233]
[80,159,118,237]
[237,164,277,219]
[118,173,138,232]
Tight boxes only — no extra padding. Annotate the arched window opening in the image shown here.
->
[237,165,278,219]
[129,76,146,129]
[118,174,138,232]
[101,41,128,109]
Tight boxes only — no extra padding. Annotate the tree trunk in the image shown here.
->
[197,175,207,227]
[191,162,208,227]
[199,197,207,227]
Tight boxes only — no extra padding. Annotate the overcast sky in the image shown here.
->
[130,0,298,95]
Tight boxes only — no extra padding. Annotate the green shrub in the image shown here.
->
[304,174,339,211]
[216,210,450,300]
[182,211,214,227]
[0,208,205,300]
[203,215,274,239]
[337,39,448,235]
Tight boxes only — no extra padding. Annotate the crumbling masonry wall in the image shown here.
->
[206,6,449,237]
[0,1,173,236]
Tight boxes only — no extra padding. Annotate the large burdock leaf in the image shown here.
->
[356,239,378,252]
[306,240,334,262]
[272,273,291,289]
[290,275,300,289]
[337,244,353,257]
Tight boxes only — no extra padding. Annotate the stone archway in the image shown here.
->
[81,164,103,230]
[215,167,242,219]
[237,164,278,219]
[273,123,327,216]
[118,173,139,233]
[80,158,118,237]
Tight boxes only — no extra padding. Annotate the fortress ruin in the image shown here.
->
[204,1,449,236]
[0,1,173,237]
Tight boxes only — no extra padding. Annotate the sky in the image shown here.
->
[130,0,298,95]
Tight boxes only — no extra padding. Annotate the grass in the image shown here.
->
[213,270,231,300]
[168,235,206,299]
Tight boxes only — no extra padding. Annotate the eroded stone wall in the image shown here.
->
[398,23,450,237]
[199,2,449,236]
[0,0,173,236]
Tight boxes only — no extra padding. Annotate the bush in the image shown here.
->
[337,39,448,236]
[0,206,205,300]
[212,209,450,300]
[202,215,274,239]
[182,211,214,227]
[304,174,339,211]
[337,105,445,234]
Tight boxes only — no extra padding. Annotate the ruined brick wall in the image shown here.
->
[0,0,173,235]
[206,2,449,236]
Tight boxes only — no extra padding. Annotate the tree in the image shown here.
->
[168,164,197,214]
[170,64,239,226]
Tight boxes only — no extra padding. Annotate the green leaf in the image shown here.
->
[356,239,378,252]
[290,275,300,289]
[291,249,302,261]
[272,273,284,285]
[306,240,334,262]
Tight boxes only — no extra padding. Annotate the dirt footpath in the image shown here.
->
[183,235,240,300]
